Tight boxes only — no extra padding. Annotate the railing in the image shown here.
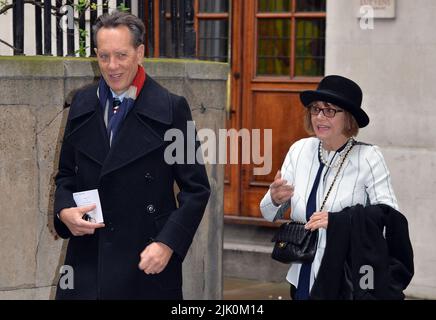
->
[5,0,195,58]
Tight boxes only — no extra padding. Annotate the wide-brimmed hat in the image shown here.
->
[300,75,369,128]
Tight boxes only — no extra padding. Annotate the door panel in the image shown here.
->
[224,0,325,222]
[223,0,243,215]
[240,89,309,216]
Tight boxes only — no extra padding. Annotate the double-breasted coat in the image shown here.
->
[54,75,211,299]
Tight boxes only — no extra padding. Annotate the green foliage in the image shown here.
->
[76,28,89,57]
[0,0,130,57]
[117,3,130,12]
[0,0,9,14]
[75,0,88,14]
[72,1,129,56]
[90,1,98,11]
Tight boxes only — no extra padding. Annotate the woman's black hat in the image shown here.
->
[300,75,370,128]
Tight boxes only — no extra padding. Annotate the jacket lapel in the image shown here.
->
[65,86,110,166]
[100,76,173,177]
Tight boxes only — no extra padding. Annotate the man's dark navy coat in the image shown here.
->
[54,75,211,299]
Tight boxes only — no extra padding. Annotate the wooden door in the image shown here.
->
[225,0,326,223]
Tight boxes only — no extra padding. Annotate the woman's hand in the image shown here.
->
[270,170,294,206]
[305,211,328,231]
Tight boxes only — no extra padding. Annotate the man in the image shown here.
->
[54,11,210,299]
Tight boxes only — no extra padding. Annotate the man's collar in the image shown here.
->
[133,75,173,125]
[110,89,127,102]
[68,75,173,125]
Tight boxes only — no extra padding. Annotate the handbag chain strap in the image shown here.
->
[319,140,355,212]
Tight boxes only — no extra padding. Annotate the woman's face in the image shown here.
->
[309,101,348,149]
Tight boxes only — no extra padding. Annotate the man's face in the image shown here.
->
[95,26,144,95]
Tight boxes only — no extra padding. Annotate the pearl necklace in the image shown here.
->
[319,138,355,168]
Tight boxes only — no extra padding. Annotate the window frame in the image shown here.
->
[255,0,326,79]
[194,0,230,62]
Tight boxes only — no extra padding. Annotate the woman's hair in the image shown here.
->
[303,106,359,137]
[92,11,145,48]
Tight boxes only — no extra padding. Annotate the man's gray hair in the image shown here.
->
[92,11,145,48]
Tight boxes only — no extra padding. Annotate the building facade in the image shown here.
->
[0,0,435,298]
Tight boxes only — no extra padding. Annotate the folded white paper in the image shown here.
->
[73,189,104,223]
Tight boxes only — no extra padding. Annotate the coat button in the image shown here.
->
[144,172,154,182]
[146,204,156,214]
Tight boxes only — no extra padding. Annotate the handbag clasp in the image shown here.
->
[278,241,286,248]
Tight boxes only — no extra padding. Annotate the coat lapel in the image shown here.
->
[100,76,173,177]
[65,86,110,166]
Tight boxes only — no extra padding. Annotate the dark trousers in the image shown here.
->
[290,284,297,300]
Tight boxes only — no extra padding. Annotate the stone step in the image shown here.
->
[224,241,272,253]
[223,224,290,283]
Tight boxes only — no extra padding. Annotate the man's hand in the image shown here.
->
[270,170,294,206]
[305,211,329,231]
[138,242,173,275]
[58,204,105,236]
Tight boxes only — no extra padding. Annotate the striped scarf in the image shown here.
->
[97,65,146,145]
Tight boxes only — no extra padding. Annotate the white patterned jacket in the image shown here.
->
[260,137,398,291]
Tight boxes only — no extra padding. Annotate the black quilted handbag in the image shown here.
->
[270,140,355,264]
[271,221,319,264]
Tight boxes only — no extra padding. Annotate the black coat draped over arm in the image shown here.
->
[310,204,414,300]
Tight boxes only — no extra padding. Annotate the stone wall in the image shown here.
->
[326,0,436,298]
[0,57,227,299]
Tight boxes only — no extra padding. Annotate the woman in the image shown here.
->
[260,75,412,299]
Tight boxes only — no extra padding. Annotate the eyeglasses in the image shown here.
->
[309,103,344,118]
